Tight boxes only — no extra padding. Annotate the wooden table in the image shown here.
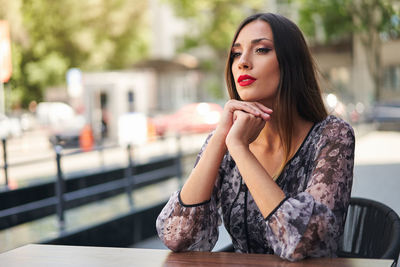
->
[0,244,394,267]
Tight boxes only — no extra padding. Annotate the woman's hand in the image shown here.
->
[225,110,268,151]
[215,100,272,139]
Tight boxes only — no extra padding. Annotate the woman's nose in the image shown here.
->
[238,54,252,69]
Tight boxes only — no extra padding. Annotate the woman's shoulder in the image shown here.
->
[313,115,355,143]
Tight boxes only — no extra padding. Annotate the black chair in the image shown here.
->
[338,197,400,266]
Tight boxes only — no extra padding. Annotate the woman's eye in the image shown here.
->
[256,47,271,54]
[231,52,241,58]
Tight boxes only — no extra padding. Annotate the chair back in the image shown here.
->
[338,197,400,264]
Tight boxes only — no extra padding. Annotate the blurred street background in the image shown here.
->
[0,0,399,255]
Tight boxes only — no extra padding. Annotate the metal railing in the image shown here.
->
[0,137,122,190]
[0,135,186,232]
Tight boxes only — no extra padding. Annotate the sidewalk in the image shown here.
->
[353,130,400,216]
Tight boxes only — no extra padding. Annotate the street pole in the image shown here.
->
[125,144,134,208]
[2,138,8,188]
[0,58,4,114]
[55,145,66,231]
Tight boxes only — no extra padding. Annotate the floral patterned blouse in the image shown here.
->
[156,115,355,261]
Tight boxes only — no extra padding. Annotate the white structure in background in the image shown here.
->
[82,71,156,142]
[82,64,201,142]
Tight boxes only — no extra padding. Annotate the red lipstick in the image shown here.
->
[237,75,256,86]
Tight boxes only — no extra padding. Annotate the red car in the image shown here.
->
[153,102,223,136]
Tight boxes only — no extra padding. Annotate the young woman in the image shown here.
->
[156,13,355,261]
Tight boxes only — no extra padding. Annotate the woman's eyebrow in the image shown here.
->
[251,37,272,44]
[233,37,273,48]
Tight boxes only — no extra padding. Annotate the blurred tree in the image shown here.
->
[0,0,149,108]
[164,0,267,98]
[298,0,400,102]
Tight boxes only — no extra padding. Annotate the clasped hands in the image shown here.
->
[215,100,273,152]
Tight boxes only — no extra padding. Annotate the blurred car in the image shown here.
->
[48,118,85,148]
[20,113,37,131]
[36,102,76,126]
[0,113,22,139]
[36,102,86,148]
[364,102,400,130]
[153,102,223,136]
[365,102,400,123]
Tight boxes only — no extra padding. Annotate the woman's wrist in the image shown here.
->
[226,141,251,157]
[212,128,229,148]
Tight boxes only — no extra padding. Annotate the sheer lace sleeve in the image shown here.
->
[264,119,355,261]
[156,133,222,252]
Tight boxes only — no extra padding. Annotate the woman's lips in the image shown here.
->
[237,75,256,86]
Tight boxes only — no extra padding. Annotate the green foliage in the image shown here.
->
[298,0,353,43]
[297,0,399,44]
[165,0,266,55]
[0,0,150,108]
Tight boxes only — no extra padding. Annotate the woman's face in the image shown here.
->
[231,20,280,105]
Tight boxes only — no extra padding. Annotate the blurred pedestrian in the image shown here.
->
[101,108,109,140]
[156,13,355,261]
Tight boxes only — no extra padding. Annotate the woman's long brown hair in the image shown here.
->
[225,13,328,178]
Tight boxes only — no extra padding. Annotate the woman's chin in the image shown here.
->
[238,91,276,104]
[237,93,258,102]
[238,95,265,103]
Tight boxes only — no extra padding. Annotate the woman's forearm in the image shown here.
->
[229,145,286,218]
[179,131,227,205]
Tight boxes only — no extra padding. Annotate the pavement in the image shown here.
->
[352,130,400,216]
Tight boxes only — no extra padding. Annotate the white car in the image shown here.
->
[0,113,22,139]
[36,102,86,147]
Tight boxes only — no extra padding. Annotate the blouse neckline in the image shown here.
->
[275,119,319,183]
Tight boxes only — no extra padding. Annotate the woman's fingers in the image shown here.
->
[226,100,272,120]
[239,102,263,117]
[234,110,265,126]
[252,102,272,120]
[253,102,273,114]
